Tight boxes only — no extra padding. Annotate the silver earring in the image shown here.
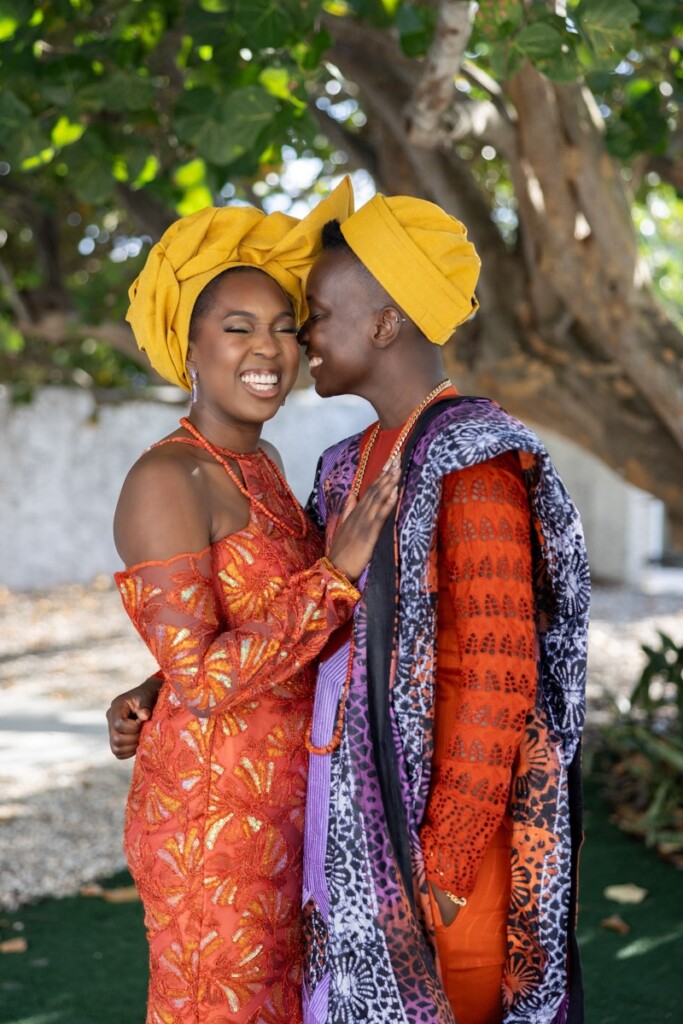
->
[189,367,198,404]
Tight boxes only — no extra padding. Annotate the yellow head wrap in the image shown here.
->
[126,177,354,389]
[340,193,480,345]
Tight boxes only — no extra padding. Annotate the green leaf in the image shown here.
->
[174,158,208,189]
[175,86,278,166]
[475,0,525,40]
[293,28,332,71]
[575,0,640,65]
[63,135,116,205]
[51,115,86,148]
[0,90,48,164]
[489,39,526,81]
[74,69,155,114]
[177,184,214,215]
[259,67,305,109]
[515,23,565,62]
[0,317,26,354]
[0,14,19,41]
[395,1,435,58]
[232,0,293,49]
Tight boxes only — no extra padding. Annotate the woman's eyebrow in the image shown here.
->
[221,308,294,320]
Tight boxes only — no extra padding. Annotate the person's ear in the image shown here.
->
[372,307,406,349]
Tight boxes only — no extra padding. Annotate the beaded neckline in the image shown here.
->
[152,417,309,540]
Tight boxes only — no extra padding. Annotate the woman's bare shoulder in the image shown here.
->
[114,440,210,567]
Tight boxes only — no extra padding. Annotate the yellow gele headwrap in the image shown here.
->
[340,193,480,345]
[126,177,354,389]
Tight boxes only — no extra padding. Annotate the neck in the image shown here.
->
[367,372,450,429]
[185,405,262,453]
[360,340,449,429]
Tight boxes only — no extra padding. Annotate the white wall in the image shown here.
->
[531,424,662,587]
[0,386,373,590]
[0,386,662,591]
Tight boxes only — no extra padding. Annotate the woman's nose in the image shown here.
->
[252,328,281,356]
[297,321,310,346]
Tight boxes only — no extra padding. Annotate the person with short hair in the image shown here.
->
[298,196,588,1024]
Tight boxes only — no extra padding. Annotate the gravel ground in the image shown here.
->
[1,575,682,911]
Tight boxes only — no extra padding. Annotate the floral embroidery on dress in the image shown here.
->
[116,453,359,1024]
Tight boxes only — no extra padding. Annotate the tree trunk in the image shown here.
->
[325,15,683,520]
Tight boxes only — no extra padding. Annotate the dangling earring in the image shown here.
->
[189,366,198,404]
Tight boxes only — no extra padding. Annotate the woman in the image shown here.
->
[113,186,399,1024]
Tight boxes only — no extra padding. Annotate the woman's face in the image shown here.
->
[298,251,376,400]
[188,268,300,428]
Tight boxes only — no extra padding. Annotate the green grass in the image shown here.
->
[0,872,147,1024]
[0,779,681,1023]
[577,778,683,1023]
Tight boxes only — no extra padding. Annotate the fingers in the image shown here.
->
[340,492,358,523]
[106,696,147,759]
[107,714,143,759]
[356,459,400,519]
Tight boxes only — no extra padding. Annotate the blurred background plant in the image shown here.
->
[596,632,683,865]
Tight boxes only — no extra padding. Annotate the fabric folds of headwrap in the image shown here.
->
[340,193,480,345]
[126,177,354,390]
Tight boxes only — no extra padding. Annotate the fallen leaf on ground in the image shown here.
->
[600,914,630,935]
[79,883,105,898]
[0,937,28,953]
[603,883,648,904]
[102,886,140,903]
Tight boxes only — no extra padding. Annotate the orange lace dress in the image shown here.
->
[115,446,359,1024]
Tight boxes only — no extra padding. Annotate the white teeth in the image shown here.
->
[308,356,322,369]
[240,372,278,388]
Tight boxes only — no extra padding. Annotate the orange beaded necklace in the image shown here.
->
[306,380,453,757]
[172,416,308,539]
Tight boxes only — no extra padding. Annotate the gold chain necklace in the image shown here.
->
[352,379,452,497]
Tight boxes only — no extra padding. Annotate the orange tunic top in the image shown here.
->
[421,451,537,899]
[115,451,359,1024]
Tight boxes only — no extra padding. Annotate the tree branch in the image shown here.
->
[17,311,146,366]
[405,0,477,145]
[0,257,32,322]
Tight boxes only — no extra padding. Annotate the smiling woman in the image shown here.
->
[107,186,401,1024]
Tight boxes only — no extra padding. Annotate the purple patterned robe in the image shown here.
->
[302,397,589,1024]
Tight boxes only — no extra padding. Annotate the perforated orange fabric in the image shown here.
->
[421,451,537,899]
[115,455,359,1023]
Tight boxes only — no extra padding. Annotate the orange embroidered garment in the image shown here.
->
[422,451,537,900]
[115,450,359,1024]
[421,452,538,1024]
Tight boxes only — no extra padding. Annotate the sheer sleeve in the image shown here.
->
[115,548,360,718]
[420,452,538,897]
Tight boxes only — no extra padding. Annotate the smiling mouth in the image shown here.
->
[308,356,322,370]
[240,371,280,394]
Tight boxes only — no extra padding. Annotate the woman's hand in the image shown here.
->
[430,882,462,928]
[106,674,162,759]
[327,459,401,582]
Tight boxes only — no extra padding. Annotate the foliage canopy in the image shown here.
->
[0,0,681,400]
